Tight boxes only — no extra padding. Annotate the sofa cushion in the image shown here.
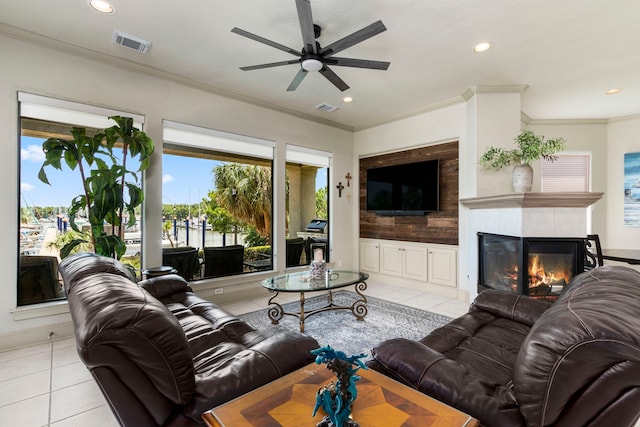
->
[514,266,640,426]
[61,252,136,293]
[369,290,555,427]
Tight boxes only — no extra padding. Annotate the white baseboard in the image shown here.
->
[0,321,74,352]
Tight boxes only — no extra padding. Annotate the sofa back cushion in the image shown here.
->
[59,254,196,411]
[60,252,136,293]
[514,266,640,426]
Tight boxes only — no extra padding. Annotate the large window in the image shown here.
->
[162,120,274,280]
[18,93,145,306]
[285,146,330,267]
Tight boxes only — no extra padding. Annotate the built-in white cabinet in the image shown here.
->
[379,242,427,281]
[427,245,458,287]
[359,240,380,272]
[359,238,458,288]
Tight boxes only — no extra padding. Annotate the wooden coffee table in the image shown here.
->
[202,362,479,427]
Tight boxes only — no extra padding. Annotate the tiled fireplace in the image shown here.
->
[478,232,585,299]
[460,192,604,301]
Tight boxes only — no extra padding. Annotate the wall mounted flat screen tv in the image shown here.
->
[366,159,439,215]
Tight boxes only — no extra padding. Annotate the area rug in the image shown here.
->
[239,290,454,359]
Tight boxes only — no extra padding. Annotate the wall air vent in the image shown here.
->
[112,30,151,53]
[315,102,339,113]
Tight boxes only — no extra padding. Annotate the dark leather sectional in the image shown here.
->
[59,253,319,427]
[367,265,640,427]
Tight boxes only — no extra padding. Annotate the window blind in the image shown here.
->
[19,92,144,128]
[163,120,274,160]
[541,154,590,192]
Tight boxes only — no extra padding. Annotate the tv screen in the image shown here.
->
[366,159,439,214]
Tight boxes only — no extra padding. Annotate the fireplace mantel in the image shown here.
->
[460,192,603,209]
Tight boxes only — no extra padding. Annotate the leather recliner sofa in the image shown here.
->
[59,253,320,427]
[367,266,640,427]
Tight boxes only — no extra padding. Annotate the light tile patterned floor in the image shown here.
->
[0,280,483,426]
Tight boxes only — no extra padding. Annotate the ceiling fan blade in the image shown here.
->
[319,66,349,92]
[240,59,300,71]
[295,0,317,54]
[287,69,309,91]
[319,20,387,57]
[326,57,390,70]
[231,27,302,56]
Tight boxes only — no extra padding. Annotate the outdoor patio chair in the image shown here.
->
[162,246,200,281]
[203,245,244,278]
[18,255,61,305]
[286,238,305,267]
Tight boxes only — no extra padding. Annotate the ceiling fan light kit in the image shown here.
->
[301,58,323,71]
[231,0,390,92]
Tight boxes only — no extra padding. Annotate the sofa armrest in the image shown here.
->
[138,274,193,299]
[472,289,552,327]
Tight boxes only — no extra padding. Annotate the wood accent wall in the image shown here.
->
[359,141,459,245]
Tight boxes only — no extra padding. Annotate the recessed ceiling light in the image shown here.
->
[89,0,115,14]
[605,88,622,95]
[342,96,353,103]
[473,42,493,53]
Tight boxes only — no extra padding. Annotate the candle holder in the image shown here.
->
[309,243,327,280]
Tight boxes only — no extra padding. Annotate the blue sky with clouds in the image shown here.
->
[21,136,328,209]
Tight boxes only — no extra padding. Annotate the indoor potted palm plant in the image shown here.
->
[480,129,566,192]
[37,116,154,259]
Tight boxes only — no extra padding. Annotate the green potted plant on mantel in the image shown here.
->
[38,116,154,260]
[479,129,566,192]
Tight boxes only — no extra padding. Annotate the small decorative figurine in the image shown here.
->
[311,346,368,427]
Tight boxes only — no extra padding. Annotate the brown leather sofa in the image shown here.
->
[59,253,319,427]
[367,266,640,427]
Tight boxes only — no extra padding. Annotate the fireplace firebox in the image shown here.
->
[478,232,585,300]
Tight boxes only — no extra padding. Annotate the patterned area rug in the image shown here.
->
[239,290,454,359]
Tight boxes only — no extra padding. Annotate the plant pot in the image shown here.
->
[512,163,533,192]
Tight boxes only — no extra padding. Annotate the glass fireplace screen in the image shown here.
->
[478,233,585,299]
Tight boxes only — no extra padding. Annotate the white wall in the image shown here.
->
[527,122,608,236]
[1,35,354,348]
[606,115,640,249]
[353,103,471,298]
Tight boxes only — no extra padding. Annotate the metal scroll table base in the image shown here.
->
[266,281,368,333]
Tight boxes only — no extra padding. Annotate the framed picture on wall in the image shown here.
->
[624,152,640,226]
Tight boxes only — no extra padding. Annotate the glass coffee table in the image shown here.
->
[261,270,369,333]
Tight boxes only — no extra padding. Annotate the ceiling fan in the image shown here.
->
[231,0,390,92]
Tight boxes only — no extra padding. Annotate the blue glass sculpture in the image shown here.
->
[311,345,368,427]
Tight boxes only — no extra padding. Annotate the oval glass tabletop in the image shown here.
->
[262,270,369,293]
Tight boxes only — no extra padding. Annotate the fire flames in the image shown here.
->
[528,255,569,292]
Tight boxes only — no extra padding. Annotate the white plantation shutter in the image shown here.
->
[541,154,590,192]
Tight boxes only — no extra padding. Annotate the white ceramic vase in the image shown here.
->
[512,163,533,192]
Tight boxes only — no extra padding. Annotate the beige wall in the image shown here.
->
[606,115,640,249]
[0,35,354,348]
[353,93,622,302]
[526,122,609,236]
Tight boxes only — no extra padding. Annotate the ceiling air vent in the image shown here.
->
[315,102,339,113]
[112,30,151,53]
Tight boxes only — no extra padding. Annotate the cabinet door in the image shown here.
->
[359,241,380,273]
[379,243,403,277]
[402,245,428,281]
[428,246,457,287]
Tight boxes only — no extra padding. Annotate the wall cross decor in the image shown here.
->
[345,173,352,186]
[336,182,345,197]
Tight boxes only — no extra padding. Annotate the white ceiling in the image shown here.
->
[1,0,639,131]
